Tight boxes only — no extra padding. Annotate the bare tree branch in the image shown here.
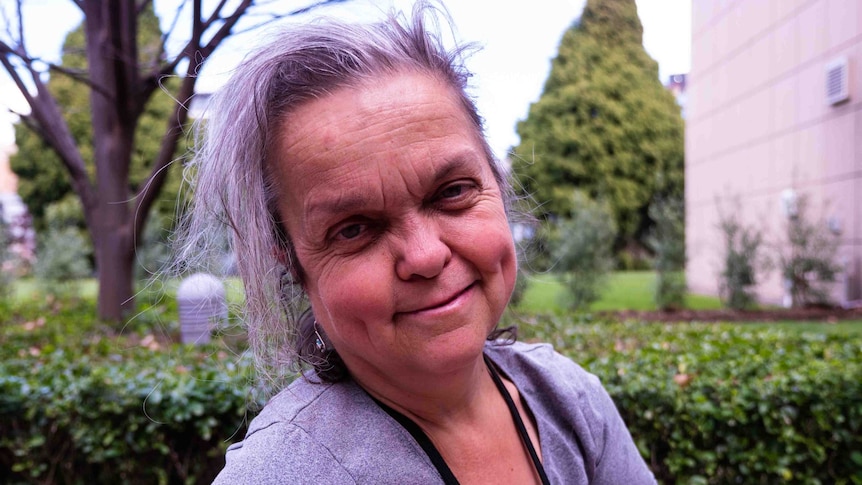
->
[159,0,187,66]
[212,0,350,39]
[204,0,232,25]
[133,72,197,241]
[0,42,35,105]
[198,0,252,57]
[138,0,247,99]
[15,0,25,54]
[0,46,96,216]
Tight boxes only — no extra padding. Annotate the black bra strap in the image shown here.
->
[485,355,551,485]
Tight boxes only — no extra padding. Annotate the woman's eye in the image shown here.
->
[438,182,474,200]
[439,184,464,198]
[336,223,363,240]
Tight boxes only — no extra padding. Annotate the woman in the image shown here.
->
[178,2,656,483]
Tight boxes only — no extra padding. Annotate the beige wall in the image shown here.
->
[686,0,862,306]
[0,144,18,194]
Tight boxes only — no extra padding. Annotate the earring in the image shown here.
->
[313,320,326,352]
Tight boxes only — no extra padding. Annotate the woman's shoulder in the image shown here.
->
[247,375,357,432]
[487,340,657,484]
[214,376,443,484]
[213,378,360,483]
[485,340,601,389]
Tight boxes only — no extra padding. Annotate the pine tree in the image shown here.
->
[512,0,684,249]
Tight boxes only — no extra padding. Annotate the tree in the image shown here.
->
[11,9,183,234]
[552,191,617,311]
[0,0,346,321]
[511,0,684,249]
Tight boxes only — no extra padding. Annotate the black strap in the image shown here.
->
[372,396,460,485]
[485,355,552,485]
[371,357,551,485]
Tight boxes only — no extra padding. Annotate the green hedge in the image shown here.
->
[517,315,862,484]
[0,299,258,484]
[3,296,861,484]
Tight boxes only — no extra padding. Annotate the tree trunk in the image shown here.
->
[84,0,139,321]
[94,223,135,320]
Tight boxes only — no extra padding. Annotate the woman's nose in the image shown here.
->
[394,217,451,281]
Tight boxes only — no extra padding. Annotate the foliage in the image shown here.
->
[32,227,92,300]
[647,197,686,310]
[717,203,768,310]
[0,216,11,300]
[509,267,531,307]
[516,316,862,484]
[9,13,185,243]
[134,212,174,280]
[615,247,653,271]
[0,297,258,484]
[511,0,684,249]
[30,196,92,299]
[778,195,842,308]
[551,191,618,310]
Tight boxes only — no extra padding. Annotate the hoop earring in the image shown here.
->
[313,320,326,353]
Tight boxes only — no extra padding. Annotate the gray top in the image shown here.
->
[214,341,656,484]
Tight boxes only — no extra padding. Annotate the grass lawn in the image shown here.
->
[516,270,722,314]
[13,274,860,335]
[13,272,723,315]
[12,278,99,301]
[11,277,247,305]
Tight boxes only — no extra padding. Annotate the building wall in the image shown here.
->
[686,0,862,306]
[0,143,17,194]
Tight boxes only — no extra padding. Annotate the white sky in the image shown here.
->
[0,0,691,159]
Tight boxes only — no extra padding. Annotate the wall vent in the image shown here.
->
[826,57,850,105]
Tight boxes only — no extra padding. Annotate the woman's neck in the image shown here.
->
[350,352,497,432]
[353,352,545,485]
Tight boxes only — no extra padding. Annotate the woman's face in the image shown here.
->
[271,72,517,385]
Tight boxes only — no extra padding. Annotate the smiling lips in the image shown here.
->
[399,282,477,316]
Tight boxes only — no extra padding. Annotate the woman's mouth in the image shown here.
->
[399,282,477,317]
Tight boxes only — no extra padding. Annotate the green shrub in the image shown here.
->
[0,298,259,484]
[508,267,530,307]
[517,316,862,484]
[647,197,686,310]
[552,192,618,311]
[778,195,842,308]
[717,202,768,310]
[33,226,92,299]
[616,249,653,271]
[0,216,12,301]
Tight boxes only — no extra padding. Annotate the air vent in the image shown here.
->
[826,57,849,105]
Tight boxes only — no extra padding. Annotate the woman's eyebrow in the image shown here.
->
[306,193,371,222]
[305,151,482,220]
[432,152,483,186]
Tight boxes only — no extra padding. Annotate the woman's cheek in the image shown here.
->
[314,259,393,324]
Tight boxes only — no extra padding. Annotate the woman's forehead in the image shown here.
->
[272,72,483,186]
[268,72,492,233]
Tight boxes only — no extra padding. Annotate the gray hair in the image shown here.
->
[173,1,516,389]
